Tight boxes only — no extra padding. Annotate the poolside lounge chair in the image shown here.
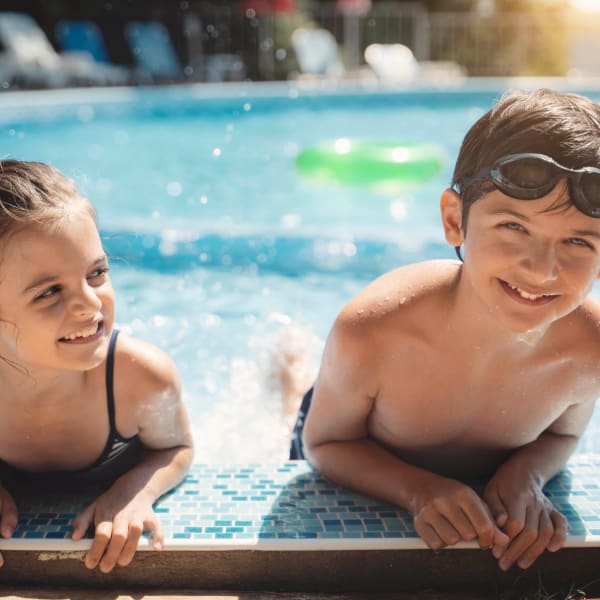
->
[124,21,185,83]
[54,19,131,85]
[0,12,115,88]
[290,28,345,77]
[364,43,419,84]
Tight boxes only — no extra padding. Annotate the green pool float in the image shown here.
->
[295,139,445,187]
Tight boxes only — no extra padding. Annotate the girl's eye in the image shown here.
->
[35,285,60,301]
[88,267,109,281]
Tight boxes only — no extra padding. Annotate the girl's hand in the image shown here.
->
[484,475,567,571]
[72,489,163,573]
[412,475,509,551]
[0,484,18,567]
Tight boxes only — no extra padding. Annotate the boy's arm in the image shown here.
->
[483,400,595,570]
[72,338,194,572]
[304,316,507,551]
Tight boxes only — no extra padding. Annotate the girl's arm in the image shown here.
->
[72,334,194,572]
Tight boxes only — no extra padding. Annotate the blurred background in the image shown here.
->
[0,0,599,90]
[2,1,600,460]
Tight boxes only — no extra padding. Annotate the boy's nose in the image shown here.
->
[522,241,559,282]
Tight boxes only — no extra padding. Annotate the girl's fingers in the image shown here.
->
[98,520,130,573]
[72,503,96,541]
[85,520,113,570]
[144,516,164,551]
[117,521,144,567]
[547,511,568,552]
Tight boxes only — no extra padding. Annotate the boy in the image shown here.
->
[290,89,600,571]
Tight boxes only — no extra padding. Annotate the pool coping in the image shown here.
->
[3,76,600,112]
[0,457,597,592]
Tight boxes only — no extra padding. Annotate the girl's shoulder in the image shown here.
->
[112,331,181,406]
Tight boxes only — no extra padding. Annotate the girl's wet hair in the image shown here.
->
[0,159,95,241]
[452,89,600,232]
[0,160,96,373]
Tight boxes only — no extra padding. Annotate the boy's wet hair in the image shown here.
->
[0,159,95,241]
[452,88,600,232]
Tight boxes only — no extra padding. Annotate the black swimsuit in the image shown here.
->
[0,329,145,492]
[289,387,314,460]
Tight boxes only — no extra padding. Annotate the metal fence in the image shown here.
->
[172,2,569,81]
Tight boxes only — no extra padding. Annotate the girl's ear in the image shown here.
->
[440,188,465,247]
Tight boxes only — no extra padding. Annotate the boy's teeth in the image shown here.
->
[63,324,98,340]
[508,283,546,300]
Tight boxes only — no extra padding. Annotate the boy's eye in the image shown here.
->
[566,237,593,249]
[501,222,524,231]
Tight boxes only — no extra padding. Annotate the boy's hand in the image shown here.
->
[72,489,163,573]
[0,484,18,568]
[412,475,509,551]
[483,476,567,571]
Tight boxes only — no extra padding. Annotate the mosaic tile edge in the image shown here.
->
[1,456,598,552]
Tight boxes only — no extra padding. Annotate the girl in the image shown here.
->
[0,160,194,573]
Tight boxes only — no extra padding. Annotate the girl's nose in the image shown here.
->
[70,284,102,318]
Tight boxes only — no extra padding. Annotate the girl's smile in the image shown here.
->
[59,320,104,343]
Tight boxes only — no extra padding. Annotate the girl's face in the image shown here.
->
[0,206,115,373]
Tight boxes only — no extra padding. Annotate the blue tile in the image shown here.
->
[4,457,600,549]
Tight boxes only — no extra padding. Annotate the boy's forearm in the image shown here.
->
[110,445,194,502]
[495,431,579,487]
[306,439,446,512]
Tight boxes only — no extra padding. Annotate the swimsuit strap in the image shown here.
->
[105,328,120,432]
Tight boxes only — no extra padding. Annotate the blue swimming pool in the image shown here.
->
[2,81,600,461]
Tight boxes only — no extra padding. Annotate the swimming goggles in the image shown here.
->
[456,152,600,218]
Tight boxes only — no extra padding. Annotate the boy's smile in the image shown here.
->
[459,183,600,332]
[500,280,558,305]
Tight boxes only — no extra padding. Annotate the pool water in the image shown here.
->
[2,83,600,461]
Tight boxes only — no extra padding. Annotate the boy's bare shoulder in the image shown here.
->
[573,296,600,349]
[328,260,459,363]
[338,259,460,328]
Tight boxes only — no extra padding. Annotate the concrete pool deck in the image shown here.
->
[1,592,577,600]
[5,593,598,600]
[0,458,598,596]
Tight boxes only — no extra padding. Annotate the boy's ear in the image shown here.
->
[440,188,465,247]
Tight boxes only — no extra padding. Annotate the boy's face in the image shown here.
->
[0,207,115,373]
[459,180,600,332]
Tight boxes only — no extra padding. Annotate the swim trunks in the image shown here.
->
[0,329,145,492]
[289,387,313,460]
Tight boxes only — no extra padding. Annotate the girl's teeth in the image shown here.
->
[63,324,98,340]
